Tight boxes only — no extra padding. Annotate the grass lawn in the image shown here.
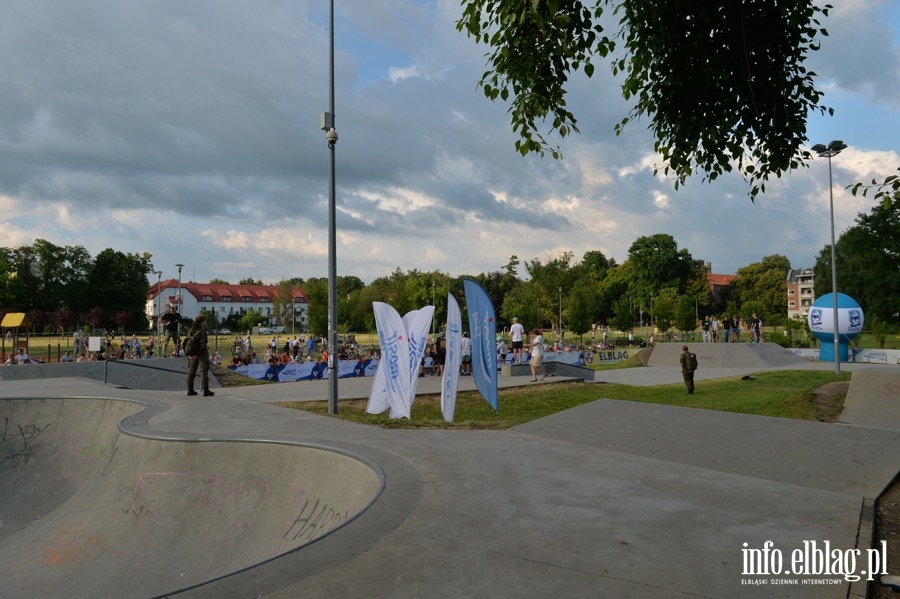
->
[274,369,851,429]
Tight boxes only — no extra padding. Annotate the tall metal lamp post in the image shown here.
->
[321,0,339,414]
[154,270,163,339]
[558,287,562,344]
[175,263,184,352]
[811,140,847,375]
[175,264,184,312]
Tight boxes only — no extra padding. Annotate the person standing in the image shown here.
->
[160,305,182,357]
[528,328,545,382]
[496,337,508,366]
[748,313,761,343]
[701,316,711,343]
[510,317,525,364]
[721,317,732,343]
[460,332,472,375]
[185,314,215,397]
[679,345,697,394]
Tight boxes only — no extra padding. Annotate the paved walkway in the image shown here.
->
[0,347,898,598]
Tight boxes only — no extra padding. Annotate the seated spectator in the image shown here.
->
[60,349,75,363]
[15,348,30,364]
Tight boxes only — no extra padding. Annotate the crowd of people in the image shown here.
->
[698,313,764,343]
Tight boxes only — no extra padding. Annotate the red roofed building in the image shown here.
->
[706,264,735,309]
[145,280,310,331]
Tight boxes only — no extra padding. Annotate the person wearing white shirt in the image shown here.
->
[528,329,545,382]
[509,317,525,364]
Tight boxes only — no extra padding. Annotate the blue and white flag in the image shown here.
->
[463,278,498,411]
[441,293,462,422]
[367,302,413,418]
[406,306,435,402]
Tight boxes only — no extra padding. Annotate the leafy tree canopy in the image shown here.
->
[731,254,792,322]
[457,0,832,200]
[813,201,900,325]
[627,233,693,299]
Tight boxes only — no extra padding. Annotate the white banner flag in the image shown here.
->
[441,293,462,422]
[367,302,413,418]
[405,306,435,404]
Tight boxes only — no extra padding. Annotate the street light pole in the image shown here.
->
[175,264,184,354]
[321,0,339,414]
[558,287,562,344]
[811,140,847,375]
[175,264,184,309]
[154,270,163,340]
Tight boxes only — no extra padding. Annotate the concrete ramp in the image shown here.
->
[839,367,900,428]
[0,398,382,598]
[647,341,810,368]
[0,359,209,392]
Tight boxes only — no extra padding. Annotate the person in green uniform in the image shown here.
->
[186,314,215,397]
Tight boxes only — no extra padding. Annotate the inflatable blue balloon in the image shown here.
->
[808,293,864,362]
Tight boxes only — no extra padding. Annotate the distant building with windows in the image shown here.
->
[705,263,735,309]
[786,268,816,320]
[146,280,310,331]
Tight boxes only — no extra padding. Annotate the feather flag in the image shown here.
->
[367,302,413,418]
[406,306,435,401]
[463,278,498,411]
[441,293,462,422]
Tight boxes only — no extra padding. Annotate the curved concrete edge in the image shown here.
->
[0,395,423,598]
[166,441,423,598]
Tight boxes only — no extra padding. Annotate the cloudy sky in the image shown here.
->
[1,1,898,285]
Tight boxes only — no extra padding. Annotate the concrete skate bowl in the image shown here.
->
[0,398,383,598]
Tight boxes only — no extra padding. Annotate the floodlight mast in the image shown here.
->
[811,140,847,375]
[322,0,339,414]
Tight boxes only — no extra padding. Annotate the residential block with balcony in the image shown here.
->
[786,268,815,321]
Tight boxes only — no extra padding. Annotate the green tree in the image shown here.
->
[303,278,328,338]
[849,166,900,210]
[731,255,792,323]
[87,249,153,329]
[239,309,265,334]
[610,297,635,334]
[456,0,831,200]
[501,281,543,333]
[627,234,693,301]
[273,280,296,332]
[813,201,899,325]
[652,288,678,333]
[567,280,595,340]
[238,277,264,286]
[596,261,636,324]
[209,278,229,284]
[674,295,697,333]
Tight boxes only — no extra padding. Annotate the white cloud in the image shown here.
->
[0,0,895,284]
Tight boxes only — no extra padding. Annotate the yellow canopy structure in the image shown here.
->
[1,313,27,328]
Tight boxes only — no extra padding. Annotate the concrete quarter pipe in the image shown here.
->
[0,398,382,598]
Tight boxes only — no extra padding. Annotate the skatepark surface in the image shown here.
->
[1,343,898,598]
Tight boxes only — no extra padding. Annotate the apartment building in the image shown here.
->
[786,268,815,320]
